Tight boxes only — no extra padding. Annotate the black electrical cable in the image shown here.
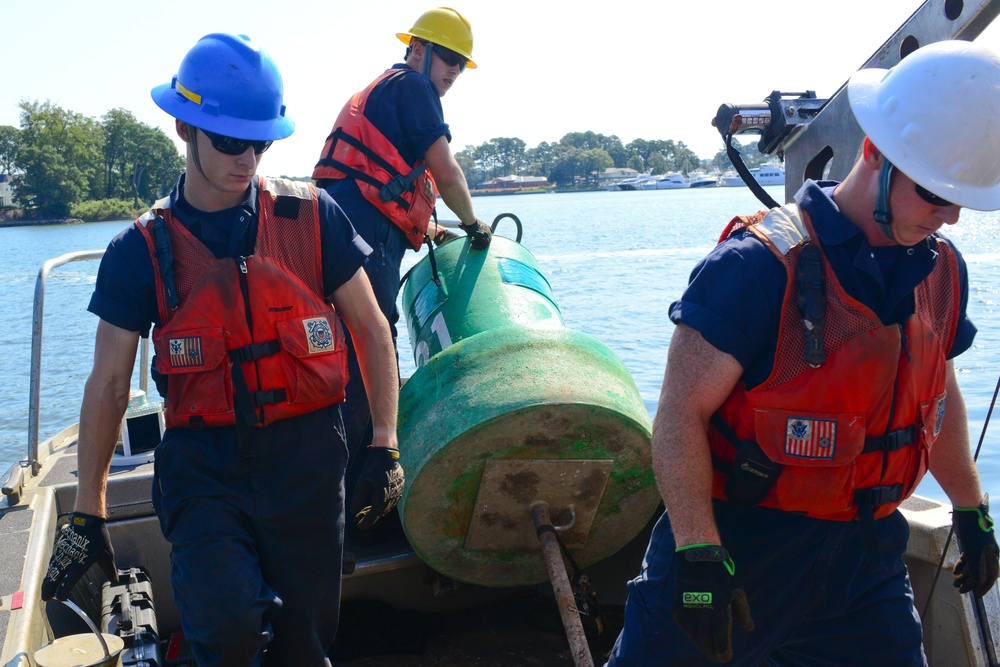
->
[921,373,1000,666]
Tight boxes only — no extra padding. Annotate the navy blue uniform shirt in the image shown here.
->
[89,174,371,334]
[669,180,976,389]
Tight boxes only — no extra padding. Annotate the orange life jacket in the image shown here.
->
[709,204,960,521]
[312,68,438,250]
[137,177,349,429]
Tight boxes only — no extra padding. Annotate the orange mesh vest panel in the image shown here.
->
[137,176,348,428]
[710,204,960,520]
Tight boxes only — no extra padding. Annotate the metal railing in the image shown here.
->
[26,250,150,475]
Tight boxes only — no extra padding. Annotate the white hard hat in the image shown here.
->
[848,40,1000,211]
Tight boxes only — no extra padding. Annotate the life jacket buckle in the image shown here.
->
[855,484,904,508]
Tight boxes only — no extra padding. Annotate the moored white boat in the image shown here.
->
[688,173,720,188]
[719,165,786,187]
[616,174,656,190]
[647,173,689,190]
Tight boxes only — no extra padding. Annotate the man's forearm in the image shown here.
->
[438,177,477,227]
[930,367,984,507]
[75,376,132,517]
[355,325,399,449]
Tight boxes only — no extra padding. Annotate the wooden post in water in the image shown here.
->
[531,501,595,667]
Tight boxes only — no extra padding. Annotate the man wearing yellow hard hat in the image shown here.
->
[312,7,491,541]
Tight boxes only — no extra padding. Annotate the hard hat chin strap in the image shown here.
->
[422,41,433,77]
[874,159,896,242]
[187,127,209,182]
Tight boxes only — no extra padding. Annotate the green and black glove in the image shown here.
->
[953,496,1000,598]
[350,446,404,531]
[41,512,119,601]
[460,219,492,250]
[672,544,754,663]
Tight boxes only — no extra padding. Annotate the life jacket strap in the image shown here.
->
[151,215,180,310]
[316,127,418,211]
[229,340,281,363]
[251,388,288,407]
[853,484,904,566]
[379,164,427,207]
[225,342,290,426]
[229,359,263,427]
[862,426,915,453]
[796,242,827,367]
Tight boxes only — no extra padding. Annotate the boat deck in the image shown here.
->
[4,421,1000,666]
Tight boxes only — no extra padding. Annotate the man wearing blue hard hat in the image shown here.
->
[40,33,401,666]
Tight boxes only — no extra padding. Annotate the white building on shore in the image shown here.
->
[0,174,13,207]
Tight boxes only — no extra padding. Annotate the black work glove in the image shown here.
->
[350,446,404,531]
[672,544,754,663]
[953,496,1000,598]
[41,512,119,601]
[459,219,492,250]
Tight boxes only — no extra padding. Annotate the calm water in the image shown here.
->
[2,185,1000,503]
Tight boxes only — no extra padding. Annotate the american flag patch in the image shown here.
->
[169,336,204,368]
[785,417,836,460]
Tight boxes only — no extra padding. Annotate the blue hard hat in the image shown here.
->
[151,33,294,141]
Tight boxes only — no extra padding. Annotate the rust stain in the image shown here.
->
[500,470,541,504]
[478,511,523,532]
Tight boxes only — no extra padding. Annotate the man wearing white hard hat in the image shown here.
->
[606,40,1000,666]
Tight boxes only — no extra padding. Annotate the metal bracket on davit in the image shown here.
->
[714,0,1000,206]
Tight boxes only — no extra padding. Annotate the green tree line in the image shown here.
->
[0,101,773,216]
[454,131,772,188]
[1,101,184,218]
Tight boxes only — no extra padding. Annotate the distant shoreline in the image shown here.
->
[0,218,86,228]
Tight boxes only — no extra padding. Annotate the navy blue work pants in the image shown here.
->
[605,501,927,667]
[325,186,407,505]
[152,406,348,667]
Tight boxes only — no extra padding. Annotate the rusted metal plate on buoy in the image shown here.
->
[466,459,613,551]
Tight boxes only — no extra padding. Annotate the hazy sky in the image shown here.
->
[5,1,1000,177]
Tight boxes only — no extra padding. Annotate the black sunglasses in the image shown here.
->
[914,183,955,208]
[199,127,273,156]
[430,43,468,72]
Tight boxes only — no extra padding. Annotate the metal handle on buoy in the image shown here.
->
[52,597,111,658]
[490,213,523,243]
[437,213,524,243]
[551,506,577,533]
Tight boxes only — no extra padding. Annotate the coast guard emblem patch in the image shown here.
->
[303,317,334,354]
[785,417,836,460]
[935,396,947,437]
[169,337,203,368]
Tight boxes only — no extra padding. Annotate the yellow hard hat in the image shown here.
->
[396,7,477,69]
